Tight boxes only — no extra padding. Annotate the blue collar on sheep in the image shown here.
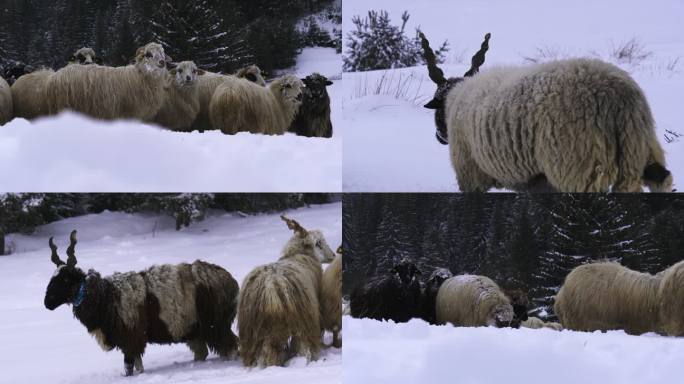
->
[73,282,86,307]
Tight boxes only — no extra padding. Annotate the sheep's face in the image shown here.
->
[45,265,85,310]
[135,43,170,76]
[237,65,266,86]
[69,47,102,65]
[391,261,421,285]
[505,289,530,324]
[276,76,304,108]
[424,77,463,145]
[302,73,332,101]
[171,61,204,87]
[425,268,452,292]
[308,230,336,263]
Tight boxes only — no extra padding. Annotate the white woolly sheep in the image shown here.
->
[521,316,563,331]
[0,76,12,125]
[554,261,684,335]
[10,69,53,120]
[154,61,204,131]
[69,47,103,65]
[46,42,170,121]
[436,275,519,328]
[321,253,342,348]
[44,231,239,376]
[209,74,304,135]
[238,215,336,367]
[191,65,265,132]
[420,33,672,192]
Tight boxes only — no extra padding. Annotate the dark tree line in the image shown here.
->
[0,193,340,255]
[0,0,340,75]
[343,194,684,317]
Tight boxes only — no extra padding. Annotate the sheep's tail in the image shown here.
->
[613,105,672,192]
[642,136,673,192]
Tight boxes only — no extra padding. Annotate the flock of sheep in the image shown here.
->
[350,258,684,335]
[419,32,673,192]
[43,216,341,376]
[0,43,333,137]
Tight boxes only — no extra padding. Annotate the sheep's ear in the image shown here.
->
[135,47,144,60]
[336,245,343,254]
[66,230,78,268]
[94,57,103,65]
[165,53,173,63]
[424,98,440,109]
[68,56,76,63]
[280,215,307,235]
[325,80,333,86]
[49,237,65,267]
[196,69,205,76]
[169,68,177,75]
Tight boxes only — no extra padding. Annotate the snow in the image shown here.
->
[342,0,684,191]
[344,316,684,384]
[0,50,342,192]
[0,203,341,384]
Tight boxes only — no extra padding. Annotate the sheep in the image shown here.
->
[420,32,672,192]
[521,317,563,331]
[238,215,336,367]
[191,65,265,132]
[209,74,304,135]
[554,261,684,335]
[43,230,239,376]
[0,76,12,125]
[154,61,204,131]
[10,69,54,120]
[349,259,423,323]
[419,267,453,324]
[436,275,526,328]
[68,47,103,65]
[1,60,34,86]
[289,73,333,138]
[236,64,266,87]
[321,252,342,348]
[45,42,170,121]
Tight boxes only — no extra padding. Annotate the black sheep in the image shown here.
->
[289,73,333,138]
[350,259,422,323]
[420,268,454,324]
[44,230,239,376]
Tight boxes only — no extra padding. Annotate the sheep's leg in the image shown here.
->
[261,340,285,367]
[134,356,144,373]
[332,330,341,348]
[123,355,135,376]
[187,338,209,361]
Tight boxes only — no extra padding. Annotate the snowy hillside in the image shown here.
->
[342,0,684,191]
[0,47,342,192]
[0,203,341,384]
[344,316,684,384]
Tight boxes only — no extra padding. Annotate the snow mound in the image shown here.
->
[0,112,341,192]
[344,316,684,384]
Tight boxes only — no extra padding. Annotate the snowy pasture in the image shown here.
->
[0,48,342,192]
[0,202,342,384]
[344,316,684,384]
[342,0,684,191]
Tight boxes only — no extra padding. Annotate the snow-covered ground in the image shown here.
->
[0,202,341,384]
[342,0,684,191]
[0,50,342,192]
[344,316,684,384]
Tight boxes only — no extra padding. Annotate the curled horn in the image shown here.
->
[65,230,78,268]
[280,215,307,235]
[464,33,491,77]
[49,237,65,267]
[419,32,447,86]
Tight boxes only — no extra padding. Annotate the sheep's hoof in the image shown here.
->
[124,364,134,377]
[332,339,342,349]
